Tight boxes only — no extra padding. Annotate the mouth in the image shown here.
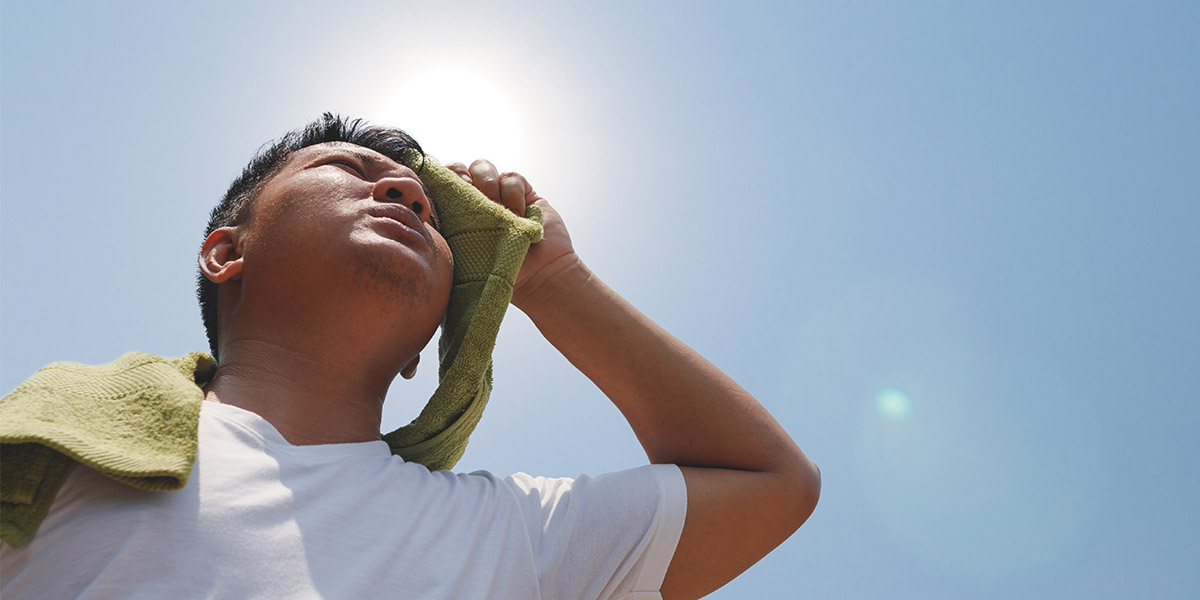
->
[366,203,429,246]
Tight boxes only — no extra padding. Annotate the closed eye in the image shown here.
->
[329,160,367,178]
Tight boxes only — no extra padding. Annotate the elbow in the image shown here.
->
[807,459,822,512]
[786,458,821,530]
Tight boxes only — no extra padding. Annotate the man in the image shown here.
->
[1,115,819,599]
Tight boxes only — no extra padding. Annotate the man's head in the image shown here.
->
[197,114,453,370]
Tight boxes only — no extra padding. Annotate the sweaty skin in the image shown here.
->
[198,143,452,445]
[199,144,817,600]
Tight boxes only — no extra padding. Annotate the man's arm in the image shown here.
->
[452,160,820,600]
[517,257,820,599]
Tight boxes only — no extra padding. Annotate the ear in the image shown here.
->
[199,227,244,284]
[400,354,420,380]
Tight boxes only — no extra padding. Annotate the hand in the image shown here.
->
[445,160,578,309]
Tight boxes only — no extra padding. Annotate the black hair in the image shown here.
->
[197,113,424,359]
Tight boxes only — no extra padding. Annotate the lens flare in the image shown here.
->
[876,387,913,420]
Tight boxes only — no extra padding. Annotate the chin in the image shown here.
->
[352,256,427,300]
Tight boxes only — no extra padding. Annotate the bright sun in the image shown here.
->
[380,70,524,169]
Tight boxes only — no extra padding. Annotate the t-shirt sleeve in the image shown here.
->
[500,464,687,600]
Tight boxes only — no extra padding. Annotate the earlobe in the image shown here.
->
[199,227,244,284]
[400,354,420,380]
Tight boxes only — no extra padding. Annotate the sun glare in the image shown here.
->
[381,70,524,169]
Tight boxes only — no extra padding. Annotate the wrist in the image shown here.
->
[512,252,590,317]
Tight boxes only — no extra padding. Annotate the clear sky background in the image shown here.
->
[2,1,1197,597]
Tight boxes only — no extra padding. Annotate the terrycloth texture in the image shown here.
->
[1,352,215,548]
[382,151,542,467]
[0,154,542,548]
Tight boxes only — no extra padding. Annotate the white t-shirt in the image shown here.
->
[1,401,687,599]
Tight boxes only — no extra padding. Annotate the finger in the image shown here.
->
[468,159,501,201]
[519,174,541,206]
[445,162,472,183]
[502,171,542,206]
[498,172,528,216]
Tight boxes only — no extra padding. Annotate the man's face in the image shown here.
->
[236,141,454,350]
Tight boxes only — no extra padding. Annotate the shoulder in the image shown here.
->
[493,464,687,599]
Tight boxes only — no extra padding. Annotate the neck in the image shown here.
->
[202,339,395,445]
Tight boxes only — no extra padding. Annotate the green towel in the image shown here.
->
[0,155,542,548]
[382,151,543,465]
[0,352,215,548]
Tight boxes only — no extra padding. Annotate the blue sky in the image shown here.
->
[2,1,1197,597]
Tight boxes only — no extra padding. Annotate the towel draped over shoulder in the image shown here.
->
[0,153,542,548]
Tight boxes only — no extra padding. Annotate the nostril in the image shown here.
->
[386,188,403,199]
[411,202,423,214]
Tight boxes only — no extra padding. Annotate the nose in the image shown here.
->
[372,177,434,224]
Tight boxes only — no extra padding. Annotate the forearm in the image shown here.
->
[516,254,811,475]
[452,161,817,597]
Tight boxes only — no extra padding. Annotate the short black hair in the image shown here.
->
[197,113,424,359]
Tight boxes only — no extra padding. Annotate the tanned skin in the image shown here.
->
[199,143,819,600]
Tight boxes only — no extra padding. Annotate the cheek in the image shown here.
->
[259,175,357,222]
[435,236,455,282]
[426,233,454,296]
[250,211,340,254]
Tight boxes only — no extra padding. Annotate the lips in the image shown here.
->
[366,203,429,246]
